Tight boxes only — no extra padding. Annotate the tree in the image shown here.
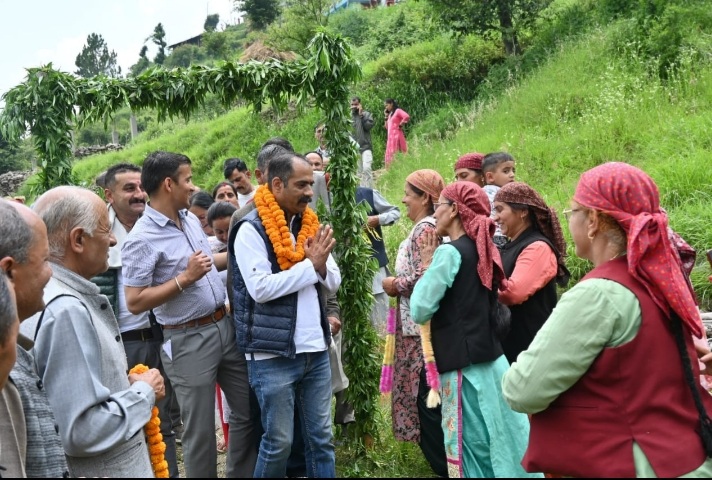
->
[74,33,121,78]
[425,0,552,55]
[148,23,168,65]
[265,0,332,53]
[238,0,281,30]
[129,45,152,77]
[204,13,220,32]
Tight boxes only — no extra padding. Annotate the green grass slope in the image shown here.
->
[376,25,712,308]
[72,17,712,309]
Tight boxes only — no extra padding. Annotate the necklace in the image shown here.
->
[611,251,626,260]
[116,215,137,232]
[254,185,319,270]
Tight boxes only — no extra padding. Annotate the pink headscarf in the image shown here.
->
[573,162,703,337]
[441,182,505,290]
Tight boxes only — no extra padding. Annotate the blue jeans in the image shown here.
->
[248,350,336,478]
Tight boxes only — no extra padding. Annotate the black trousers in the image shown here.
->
[417,366,449,477]
[123,337,180,478]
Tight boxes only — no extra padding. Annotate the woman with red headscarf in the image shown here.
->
[503,162,712,477]
[493,182,570,364]
[410,182,540,478]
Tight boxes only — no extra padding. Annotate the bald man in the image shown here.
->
[21,187,164,478]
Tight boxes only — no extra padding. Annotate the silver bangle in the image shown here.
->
[174,276,184,293]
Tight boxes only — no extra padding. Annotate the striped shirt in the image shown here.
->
[121,206,225,325]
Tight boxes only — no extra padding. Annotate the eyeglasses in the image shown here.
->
[433,202,453,209]
[562,208,580,221]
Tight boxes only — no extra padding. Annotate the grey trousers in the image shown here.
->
[122,337,179,478]
[161,316,255,478]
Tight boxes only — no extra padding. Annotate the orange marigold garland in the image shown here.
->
[254,184,320,270]
[130,364,169,478]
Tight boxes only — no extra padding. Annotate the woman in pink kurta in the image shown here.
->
[384,98,410,167]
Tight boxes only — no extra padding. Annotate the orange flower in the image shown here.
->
[129,364,169,478]
[254,185,320,270]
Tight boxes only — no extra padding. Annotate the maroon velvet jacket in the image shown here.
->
[523,257,712,477]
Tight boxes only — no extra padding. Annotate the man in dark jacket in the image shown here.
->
[351,96,375,188]
[231,152,341,478]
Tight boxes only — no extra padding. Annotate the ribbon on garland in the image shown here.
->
[420,321,441,408]
[379,307,441,407]
[380,307,397,394]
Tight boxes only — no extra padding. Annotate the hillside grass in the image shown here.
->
[377,25,712,308]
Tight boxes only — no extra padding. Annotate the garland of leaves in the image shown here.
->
[0,30,380,447]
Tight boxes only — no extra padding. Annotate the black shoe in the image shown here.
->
[172,424,184,445]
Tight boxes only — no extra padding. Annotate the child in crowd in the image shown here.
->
[207,201,238,454]
[482,152,516,247]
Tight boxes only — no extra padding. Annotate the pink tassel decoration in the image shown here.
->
[425,361,440,391]
[380,365,394,393]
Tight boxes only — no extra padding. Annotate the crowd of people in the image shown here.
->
[1,95,712,480]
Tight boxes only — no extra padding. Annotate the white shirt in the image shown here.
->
[237,189,256,208]
[234,217,341,360]
[108,205,150,333]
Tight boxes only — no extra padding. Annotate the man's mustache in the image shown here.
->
[299,196,312,204]
[130,199,147,205]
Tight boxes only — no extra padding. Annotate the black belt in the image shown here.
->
[121,327,155,342]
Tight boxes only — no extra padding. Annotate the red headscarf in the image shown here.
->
[441,182,505,290]
[454,152,485,171]
[495,182,569,286]
[573,162,703,337]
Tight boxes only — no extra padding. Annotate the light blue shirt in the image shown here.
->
[121,206,225,325]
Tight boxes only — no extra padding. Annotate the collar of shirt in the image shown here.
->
[144,205,188,228]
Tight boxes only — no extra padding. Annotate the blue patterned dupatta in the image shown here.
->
[441,370,464,478]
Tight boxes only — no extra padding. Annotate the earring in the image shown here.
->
[588,233,595,242]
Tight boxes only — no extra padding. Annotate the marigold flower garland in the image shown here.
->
[129,364,169,478]
[254,184,320,270]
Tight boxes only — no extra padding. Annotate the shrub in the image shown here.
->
[360,35,503,126]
